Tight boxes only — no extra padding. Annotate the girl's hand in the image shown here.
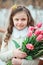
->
[12,58,22,65]
[13,49,27,59]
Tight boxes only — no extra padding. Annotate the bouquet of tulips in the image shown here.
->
[21,22,43,60]
[12,22,43,60]
[7,22,43,65]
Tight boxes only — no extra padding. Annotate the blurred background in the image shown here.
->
[0,0,43,47]
[0,0,43,8]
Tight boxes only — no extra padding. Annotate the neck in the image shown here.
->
[13,26,28,31]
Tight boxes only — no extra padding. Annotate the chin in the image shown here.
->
[18,27,25,30]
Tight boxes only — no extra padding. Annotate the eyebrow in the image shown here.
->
[21,18,26,20]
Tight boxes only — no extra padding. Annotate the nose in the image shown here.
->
[18,20,22,24]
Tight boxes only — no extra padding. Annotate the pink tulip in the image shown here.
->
[36,34,43,41]
[34,30,41,36]
[28,26,34,31]
[26,44,34,50]
[41,30,43,35]
[27,31,32,37]
[36,22,42,28]
[34,26,38,30]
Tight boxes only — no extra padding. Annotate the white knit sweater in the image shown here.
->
[0,27,28,61]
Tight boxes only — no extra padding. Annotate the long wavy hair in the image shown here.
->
[4,5,34,46]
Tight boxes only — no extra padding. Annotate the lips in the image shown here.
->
[17,24,24,27]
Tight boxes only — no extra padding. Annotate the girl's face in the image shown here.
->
[13,11,28,30]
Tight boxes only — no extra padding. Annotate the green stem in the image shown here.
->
[33,50,43,59]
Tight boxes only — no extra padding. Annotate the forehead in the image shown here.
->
[13,11,27,18]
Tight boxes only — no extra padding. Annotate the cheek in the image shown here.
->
[13,21,17,26]
[24,21,27,26]
[13,19,18,26]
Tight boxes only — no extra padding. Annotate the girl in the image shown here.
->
[0,5,39,65]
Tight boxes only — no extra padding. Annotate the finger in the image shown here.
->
[21,52,27,56]
[19,53,27,59]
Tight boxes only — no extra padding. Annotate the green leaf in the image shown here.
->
[6,60,12,65]
[25,56,33,60]
[21,42,26,51]
[22,37,29,45]
[12,40,20,48]
[29,35,36,44]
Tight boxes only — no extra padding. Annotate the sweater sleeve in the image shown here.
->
[0,49,14,62]
[21,59,39,65]
[0,41,14,62]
